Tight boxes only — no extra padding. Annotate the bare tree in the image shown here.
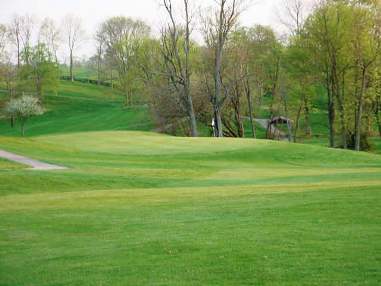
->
[7,14,35,67]
[161,0,198,137]
[19,15,34,60]
[39,18,61,62]
[7,15,22,68]
[94,27,105,85]
[279,0,312,35]
[203,0,245,137]
[63,15,85,81]
[0,24,7,56]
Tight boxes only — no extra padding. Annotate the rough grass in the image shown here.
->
[0,131,380,285]
[0,158,22,170]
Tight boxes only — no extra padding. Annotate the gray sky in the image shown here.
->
[0,0,289,61]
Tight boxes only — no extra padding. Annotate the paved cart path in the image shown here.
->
[0,150,67,170]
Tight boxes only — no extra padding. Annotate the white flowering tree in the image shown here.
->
[4,95,44,136]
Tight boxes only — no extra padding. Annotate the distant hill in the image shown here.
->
[0,81,153,137]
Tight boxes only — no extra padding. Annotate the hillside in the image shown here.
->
[1,80,380,154]
[0,81,153,137]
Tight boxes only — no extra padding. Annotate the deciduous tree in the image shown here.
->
[160,0,198,136]
[63,15,85,82]
[4,94,43,136]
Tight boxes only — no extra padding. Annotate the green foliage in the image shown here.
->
[245,25,283,95]
[292,0,381,148]
[17,44,59,98]
[97,16,151,105]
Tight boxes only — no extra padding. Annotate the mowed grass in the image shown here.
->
[0,131,381,285]
[0,81,153,137]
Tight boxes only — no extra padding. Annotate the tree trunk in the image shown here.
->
[376,93,381,137]
[187,93,198,137]
[328,95,335,148]
[97,47,102,85]
[37,78,43,103]
[294,103,303,143]
[17,39,20,68]
[326,72,335,148]
[331,62,347,148]
[213,0,227,139]
[229,81,244,138]
[354,102,363,151]
[366,114,372,137]
[110,69,113,89]
[303,94,312,137]
[70,49,74,82]
[269,58,280,117]
[97,60,101,85]
[354,68,367,151]
[245,79,256,138]
[125,87,132,106]
[214,43,224,137]
[10,117,14,128]
[375,104,381,137]
[336,97,347,149]
[21,120,25,136]
[213,105,223,138]
[183,0,198,137]
[233,89,244,138]
[280,79,292,142]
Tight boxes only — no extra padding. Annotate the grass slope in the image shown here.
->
[0,81,153,137]
[0,131,380,285]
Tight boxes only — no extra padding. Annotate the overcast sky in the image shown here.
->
[0,0,290,61]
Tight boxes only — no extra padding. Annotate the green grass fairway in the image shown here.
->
[0,81,153,137]
[1,131,381,285]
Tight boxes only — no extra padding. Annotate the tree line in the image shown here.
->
[0,0,380,150]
